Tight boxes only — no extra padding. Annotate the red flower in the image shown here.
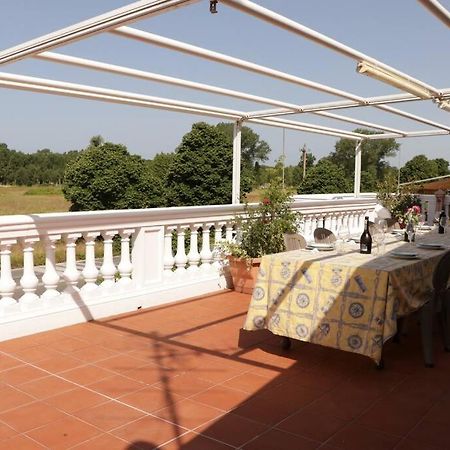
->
[262,198,271,206]
[412,205,421,214]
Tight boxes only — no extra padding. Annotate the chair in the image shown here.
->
[313,228,336,244]
[419,250,450,367]
[283,233,307,251]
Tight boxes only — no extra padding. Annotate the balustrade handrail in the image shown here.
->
[0,196,378,240]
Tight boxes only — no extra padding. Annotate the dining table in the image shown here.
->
[243,229,450,364]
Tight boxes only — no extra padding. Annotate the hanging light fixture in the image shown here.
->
[210,0,218,14]
[356,61,433,99]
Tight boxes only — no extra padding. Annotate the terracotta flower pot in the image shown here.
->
[227,256,261,294]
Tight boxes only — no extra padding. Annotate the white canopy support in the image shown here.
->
[232,121,242,204]
[418,0,450,27]
[354,141,363,197]
[0,0,199,65]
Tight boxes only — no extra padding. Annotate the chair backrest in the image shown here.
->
[283,233,307,251]
[313,228,336,244]
[386,218,400,229]
[433,251,450,296]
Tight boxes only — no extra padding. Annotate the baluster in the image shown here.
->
[200,223,213,272]
[19,238,40,309]
[100,230,118,288]
[62,233,82,297]
[117,229,134,286]
[41,235,61,302]
[225,221,234,242]
[174,226,188,274]
[212,221,225,269]
[163,226,176,279]
[187,224,200,273]
[0,239,18,313]
[81,232,99,293]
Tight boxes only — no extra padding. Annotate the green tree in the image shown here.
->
[63,139,163,211]
[165,122,251,206]
[399,154,441,183]
[329,129,399,182]
[433,158,450,177]
[215,122,271,168]
[298,159,352,194]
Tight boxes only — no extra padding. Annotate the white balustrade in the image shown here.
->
[41,235,61,302]
[19,238,40,308]
[100,230,118,288]
[163,226,176,279]
[0,195,378,341]
[117,229,134,286]
[62,233,82,297]
[187,224,201,273]
[174,226,188,274]
[0,240,17,313]
[200,223,213,272]
[81,232,100,293]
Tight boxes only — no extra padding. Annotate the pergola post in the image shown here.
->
[354,140,362,197]
[232,120,242,204]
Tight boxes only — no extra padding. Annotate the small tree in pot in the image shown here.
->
[219,180,300,293]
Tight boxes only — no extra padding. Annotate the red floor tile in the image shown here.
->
[0,401,67,433]
[158,432,233,450]
[112,415,188,448]
[44,387,107,414]
[0,365,47,385]
[74,400,146,431]
[0,434,47,449]
[71,433,131,449]
[88,374,146,399]
[61,364,115,385]
[17,375,75,399]
[0,421,18,440]
[328,423,400,450]
[191,385,251,411]
[242,428,319,450]
[408,420,450,449]
[26,415,101,449]
[0,385,35,413]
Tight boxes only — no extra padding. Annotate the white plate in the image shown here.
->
[390,251,418,259]
[307,243,334,251]
[416,243,444,250]
[417,225,432,231]
[391,229,404,235]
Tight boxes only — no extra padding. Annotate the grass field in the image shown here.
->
[0,185,70,216]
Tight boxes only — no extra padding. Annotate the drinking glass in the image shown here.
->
[407,223,415,246]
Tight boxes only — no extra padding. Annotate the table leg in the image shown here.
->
[281,336,292,350]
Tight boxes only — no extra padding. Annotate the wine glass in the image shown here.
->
[406,222,415,246]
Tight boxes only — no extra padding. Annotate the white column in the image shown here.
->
[163,226,176,279]
[187,224,200,273]
[19,238,40,308]
[0,239,18,312]
[100,230,118,288]
[200,223,213,272]
[354,140,362,197]
[41,234,62,302]
[62,233,82,296]
[117,229,134,286]
[213,221,225,269]
[174,226,188,275]
[232,120,242,205]
[225,221,234,242]
[81,232,99,293]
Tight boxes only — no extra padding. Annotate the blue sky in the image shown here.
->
[1,0,449,167]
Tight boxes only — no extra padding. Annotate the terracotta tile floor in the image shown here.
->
[1,291,450,449]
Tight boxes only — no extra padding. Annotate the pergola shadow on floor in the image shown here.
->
[0,291,450,450]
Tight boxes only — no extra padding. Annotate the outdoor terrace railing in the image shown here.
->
[0,195,377,340]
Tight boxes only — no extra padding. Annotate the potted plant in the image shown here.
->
[217,180,300,294]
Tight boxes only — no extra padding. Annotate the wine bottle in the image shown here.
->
[360,216,372,254]
[438,209,446,234]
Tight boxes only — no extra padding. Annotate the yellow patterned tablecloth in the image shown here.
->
[243,233,450,363]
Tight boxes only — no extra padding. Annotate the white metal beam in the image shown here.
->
[418,0,450,27]
[0,0,199,66]
[114,27,450,132]
[354,141,362,197]
[222,0,442,96]
[232,121,242,204]
[0,72,366,140]
[36,51,406,135]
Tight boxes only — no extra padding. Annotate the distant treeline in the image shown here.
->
[0,143,79,186]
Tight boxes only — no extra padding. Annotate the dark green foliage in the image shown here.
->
[298,159,352,194]
[400,154,450,183]
[328,129,399,181]
[0,143,75,186]
[63,141,163,211]
[165,122,251,206]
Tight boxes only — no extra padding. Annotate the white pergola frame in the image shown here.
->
[1,0,449,204]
